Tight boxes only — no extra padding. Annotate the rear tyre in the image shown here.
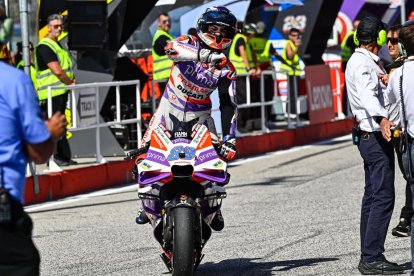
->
[172,207,195,276]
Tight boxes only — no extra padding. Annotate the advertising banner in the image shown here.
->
[305,64,335,124]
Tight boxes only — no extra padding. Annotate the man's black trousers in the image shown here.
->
[41,93,72,162]
[0,199,40,276]
[358,131,395,262]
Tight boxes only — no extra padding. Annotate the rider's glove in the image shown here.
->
[208,52,227,68]
[220,138,236,161]
[199,49,227,68]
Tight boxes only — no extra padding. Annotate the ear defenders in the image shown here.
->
[0,16,13,45]
[353,17,387,47]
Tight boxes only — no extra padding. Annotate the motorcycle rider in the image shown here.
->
[135,6,238,231]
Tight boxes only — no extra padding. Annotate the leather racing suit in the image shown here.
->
[140,35,237,148]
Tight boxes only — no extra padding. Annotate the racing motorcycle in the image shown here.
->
[127,116,230,276]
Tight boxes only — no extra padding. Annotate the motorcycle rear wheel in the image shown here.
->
[172,206,195,276]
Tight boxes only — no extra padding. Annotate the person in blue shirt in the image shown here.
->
[0,16,67,275]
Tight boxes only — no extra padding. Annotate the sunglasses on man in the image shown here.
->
[162,19,171,25]
[387,37,398,45]
[51,24,63,29]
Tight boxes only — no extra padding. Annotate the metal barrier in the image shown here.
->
[35,65,345,172]
[46,80,141,166]
[236,69,304,134]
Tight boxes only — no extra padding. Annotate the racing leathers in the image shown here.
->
[140,35,237,160]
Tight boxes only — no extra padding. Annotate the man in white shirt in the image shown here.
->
[382,19,414,275]
[345,16,404,275]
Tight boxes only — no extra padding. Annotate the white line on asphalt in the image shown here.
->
[25,184,139,213]
[26,134,351,213]
[229,134,351,166]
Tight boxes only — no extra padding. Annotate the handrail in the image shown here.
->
[46,80,141,166]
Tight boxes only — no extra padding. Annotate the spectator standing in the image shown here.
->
[381,19,414,274]
[345,16,404,275]
[0,5,12,64]
[0,23,67,275]
[152,12,174,94]
[280,28,301,116]
[15,41,37,90]
[383,24,412,238]
[35,14,77,166]
[229,23,260,131]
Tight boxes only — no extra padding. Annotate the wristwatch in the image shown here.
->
[374,116,386,124]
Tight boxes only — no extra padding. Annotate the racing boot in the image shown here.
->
[135,209,150,224]
[210,209,224,231]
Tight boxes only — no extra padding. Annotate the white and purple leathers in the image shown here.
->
[141,35,237,146]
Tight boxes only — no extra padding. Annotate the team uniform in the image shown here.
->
[141,35,237,149]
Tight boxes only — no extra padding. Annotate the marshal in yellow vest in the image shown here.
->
[35,38,74,100]
[229,33,255,74]
[152,29,174,81]
[280,40,301,76]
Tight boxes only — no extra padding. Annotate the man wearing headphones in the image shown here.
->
[345,17,404,275]
[381,19,414,274]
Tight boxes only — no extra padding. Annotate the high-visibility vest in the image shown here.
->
[35,37,74,100]
[341,30,355,63]
[152,30,174,81]
[229,33,255,74]
[17,60,38,90]
[249,37,272,64]
[280,40,300,76]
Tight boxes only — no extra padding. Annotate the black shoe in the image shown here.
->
[53,157,70,166]
[68,159,78,165]
[358,259,405,275]
[135,209,150,224]
[392,218,411,237]
[210,209,224,231]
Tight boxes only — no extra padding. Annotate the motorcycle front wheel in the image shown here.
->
[172,206,195,276]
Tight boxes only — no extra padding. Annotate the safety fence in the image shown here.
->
[42,80,141,172]
[27,66,348,177]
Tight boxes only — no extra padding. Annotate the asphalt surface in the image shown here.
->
[27,135,411,275]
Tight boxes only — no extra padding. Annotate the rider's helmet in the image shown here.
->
[196,6,237,50]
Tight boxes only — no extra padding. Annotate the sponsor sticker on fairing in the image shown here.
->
[174,131,188,139]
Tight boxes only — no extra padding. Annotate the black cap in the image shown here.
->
[356,17,385,44]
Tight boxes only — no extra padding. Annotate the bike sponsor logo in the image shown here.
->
[147,151,167,162]
[151,132,167,150]
[213,160,223,168]
[174,131,188,138]
[197,131,210,149]
[192,129,204,144]
[197,149,216,163]
[155,127,170,145]
[141,161,152,169]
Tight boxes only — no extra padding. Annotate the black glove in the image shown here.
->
[220,138,236,161]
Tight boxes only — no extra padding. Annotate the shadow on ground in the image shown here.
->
[197,257,339,275]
